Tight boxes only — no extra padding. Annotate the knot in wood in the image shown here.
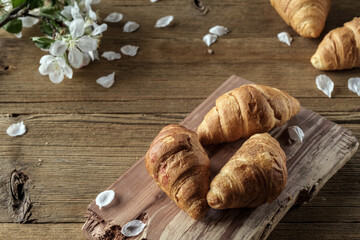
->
[191,0,209,15]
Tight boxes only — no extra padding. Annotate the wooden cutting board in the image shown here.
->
[82,75,359,240]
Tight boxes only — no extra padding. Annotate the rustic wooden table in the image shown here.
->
[0,0,359,239]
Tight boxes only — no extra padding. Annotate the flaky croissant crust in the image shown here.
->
[207,133,287,209]
[145,124,210,220]
[270,0,331,38]
[197,84,300,145]
[311,17,360,71]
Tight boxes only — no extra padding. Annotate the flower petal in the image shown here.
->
[316,74,334,98]
[40,55,54,64]
[14,32,22,38]
[96,190,115,209]
[155,15,173,28]
[104,12,123,23]
[20,16,39,28]
[203,34,217,47]
[70,18,85,38]
[88,50,99,61]
[64,64,73,79]
[39,62,52,75]
[88,8,97,21]
[123,21,139,33]
[209,25,229,36]
[56,56,66,68]
[101,51,121,61]
[121,220,146,237]
[50,40,68,56]
[92,23,108,36]
[348,77,360,96]
[120,45,139,57]
[61,5,73,20]
[77,35,98,52]
[49,69,65,84]
[71,2,82,20]
[6,121,26,137]
[96,72,115,88]
[277,32,292,46]
[68,48,84,69]
[81,52,91,68]
[288,126,304,142]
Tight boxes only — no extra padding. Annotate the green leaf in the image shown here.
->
[2,18,22,33]
[39,23,53,36]
[64,0,72,6]
[26,0,44,10]
[40,7,61,20]
[11,0,26,8]
[31,37,55,49]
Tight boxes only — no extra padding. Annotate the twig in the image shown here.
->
[0,2,27,28]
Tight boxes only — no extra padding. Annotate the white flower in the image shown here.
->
[67,17,98,68]
[39,55,73,84]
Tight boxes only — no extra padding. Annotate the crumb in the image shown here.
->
[288,195,292,200]
[208,49,214,55]
[45,142,49,145]
[37,162,42,166]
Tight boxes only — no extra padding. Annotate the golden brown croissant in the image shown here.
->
[145,124,210,220]
[197,84,300,145]
[207,133,287,209]
[270,0,331,38]
[311,17,360,70]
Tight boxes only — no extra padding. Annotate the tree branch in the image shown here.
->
[0,2,28,28]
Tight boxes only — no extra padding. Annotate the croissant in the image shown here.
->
[311,17,360,70]
[270,0,331,38]
[197,84,300,145]
[207,133,287,209]
[145,124,210,220]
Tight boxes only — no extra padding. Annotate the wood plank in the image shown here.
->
[0,113,359,224]
[81,76,358,239]
[0,223,84,240]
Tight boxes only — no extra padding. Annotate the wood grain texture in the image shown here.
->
[0,0,360,239]
[82,76,358,240]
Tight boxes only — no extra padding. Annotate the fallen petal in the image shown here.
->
[288,126,304,142]
[104,12,123,23]
[96,190,115,209]
[277,32,292,46]
[96,72,115,88]
[150,0,158,2]
[316,74,334,98]
[120,45,139,57]
[123,21,139,33]
[6,121,26,137]
[348,77,360,96]
[203,34,217,47]
[121,220,146,237]
[155,15,173,28]
[101,51,121,61]
[209,25,229,36]
[15,32,22,38]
